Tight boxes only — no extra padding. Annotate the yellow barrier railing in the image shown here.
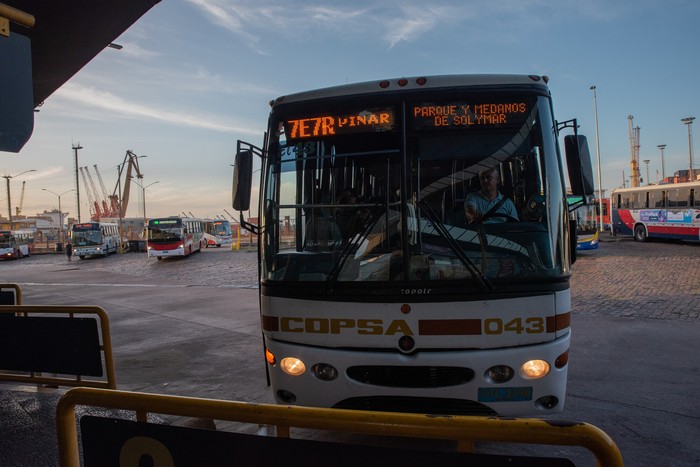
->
[57,387,623,467]
[0,283,22,304]
[0,305,116,390]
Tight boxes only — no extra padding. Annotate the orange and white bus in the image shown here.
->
[233,74,594,416]
[147,217,206,259]
[0,230,35,260]
[611,180,700,242]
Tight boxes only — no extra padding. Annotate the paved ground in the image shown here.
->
[1,237,699,466]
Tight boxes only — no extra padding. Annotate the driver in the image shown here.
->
[464,167,519,224]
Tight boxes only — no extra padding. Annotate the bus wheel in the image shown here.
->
[634,224,647,242]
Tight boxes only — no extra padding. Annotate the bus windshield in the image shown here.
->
[261,91,567,288]
[72,229,102,246]
[148,219,184,243]
[0,232,14,248]
[213,221,232,236]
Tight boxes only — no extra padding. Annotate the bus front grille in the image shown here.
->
[333,396,496,416]
[346,365,474,388]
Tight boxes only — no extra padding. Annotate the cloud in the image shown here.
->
[52,83,260,136]
[185,0,267,54]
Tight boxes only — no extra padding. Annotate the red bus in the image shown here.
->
[147,217,206,259]
[0,230,35,260]
[611,181,700,241]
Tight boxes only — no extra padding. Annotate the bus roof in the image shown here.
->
[270,74,551,108]
[610,180,700,194]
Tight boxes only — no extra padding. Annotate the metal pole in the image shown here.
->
[643,160,650,186]
[590,86,604,231]
[73,143,83,222]
[58,195,63,242]
[681,117,695,181]
[117,165,123,254]
[5,177,11,230]
[657,144,666,181]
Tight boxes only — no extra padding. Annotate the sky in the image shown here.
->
[3,0,699,221]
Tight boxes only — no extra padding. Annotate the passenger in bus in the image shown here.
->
[335,188,366,240]
[464,167,519,223]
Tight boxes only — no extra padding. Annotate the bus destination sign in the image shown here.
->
[285,109,394,139]
[412,102,529,129]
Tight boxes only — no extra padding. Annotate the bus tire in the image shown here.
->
[634,224,648,242]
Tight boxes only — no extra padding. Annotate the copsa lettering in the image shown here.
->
[279,317,413,336]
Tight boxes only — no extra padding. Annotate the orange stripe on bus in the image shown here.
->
[546,313,571,333]
[261,315,279,332]
[418,319,482,335]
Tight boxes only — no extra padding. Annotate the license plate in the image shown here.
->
[478,386,533,402]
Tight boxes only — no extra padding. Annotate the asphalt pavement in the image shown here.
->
[0,238,698,466]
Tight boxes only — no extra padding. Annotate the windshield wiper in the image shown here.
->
[418,200,494,291]
[327,203,384,283]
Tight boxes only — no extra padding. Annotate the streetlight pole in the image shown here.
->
[42,188,74,242]
[590,85,604,232]
[643,160,651,186]
[681,117,695,182]
[72,143,83,222]
[3,169,36,229]
[657,144,667,181]
[131,179,159,238]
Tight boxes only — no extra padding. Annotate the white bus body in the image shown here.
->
[70,222,119,258]
[147,217,206,258]
[234,74,593,416]
[611,181,700,242]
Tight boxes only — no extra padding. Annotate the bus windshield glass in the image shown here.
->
[72,225,102,246]
[213,221,232,236]
[148,219,184,243]
[0,232,13,248]
[262,92,566,287]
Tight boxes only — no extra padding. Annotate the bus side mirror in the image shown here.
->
[232,149,253,211]
[564,135,595,197]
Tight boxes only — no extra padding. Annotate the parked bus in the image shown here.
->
[232,74,594,416]
[203,219,233,248]
[611,180,700,242]
[0,230,35,260]
[567,195,599,250]
[70,222,120,258]
[147,217,206,259]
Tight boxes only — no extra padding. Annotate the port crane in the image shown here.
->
[628,115,641,187]
[113,150,144,218]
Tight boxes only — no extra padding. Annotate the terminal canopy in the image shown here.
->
[0,0,160,152]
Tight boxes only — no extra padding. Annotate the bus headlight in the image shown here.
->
[520,360,550,379]
[280,357,306,376]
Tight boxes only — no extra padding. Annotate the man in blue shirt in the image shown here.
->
[464,167,519,223]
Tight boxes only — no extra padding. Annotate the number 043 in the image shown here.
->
[484,317,545,335]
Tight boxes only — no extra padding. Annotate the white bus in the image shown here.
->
[611,180,700,242]
[232,74,594,416]
[70,222,120,258]
[147,217,206,259]
[0,230,35,260]
[203,219,233,248]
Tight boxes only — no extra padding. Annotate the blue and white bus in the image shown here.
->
[70,222,120,258]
